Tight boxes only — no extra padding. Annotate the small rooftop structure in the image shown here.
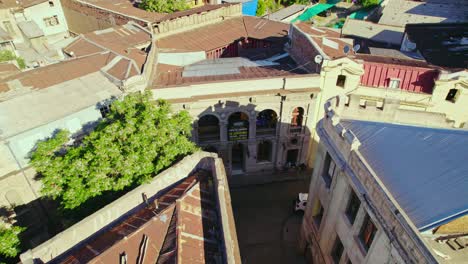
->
[404,23,468,68]
[294,22,354,59]
[341,18,405,47]
[265,4,306,22]
[379,0,468,27]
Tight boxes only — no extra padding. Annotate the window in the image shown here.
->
[322,152,336,188]
[331,236,344,264]
[312,198,324,228]
[389,78,400,89]
[336,75,346,87]
[49,1,54,7]
[345,190,361,224]
[99,105,110,118]
[44,15,59,27]
[257,141,272,162]
[446,88,459,103]
[291,107,304,127]
[3,21,14,35]
[359,214,378,252]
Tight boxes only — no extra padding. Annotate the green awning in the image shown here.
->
[292,0,340,23]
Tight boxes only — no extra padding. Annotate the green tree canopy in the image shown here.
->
[0,223,24,258]
[361,0,379,8]
[31,92,197,209]
[139,0,189,13]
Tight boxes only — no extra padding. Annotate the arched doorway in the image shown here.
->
[256,109,278,136]
[290,107,304,133]
[257,141,273,162]
[228,112,249,141]
[231,143,245,174]
[198,114,220,142]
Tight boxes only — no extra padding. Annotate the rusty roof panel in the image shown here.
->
[52,171,226,264]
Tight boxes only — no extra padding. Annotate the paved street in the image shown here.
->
[231,178,310,264]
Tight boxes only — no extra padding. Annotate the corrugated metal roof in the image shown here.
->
[341,120,468,231]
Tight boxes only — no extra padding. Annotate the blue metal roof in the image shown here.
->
[341,120,468,231]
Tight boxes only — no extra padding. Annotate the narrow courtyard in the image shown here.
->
[231,178,310,264]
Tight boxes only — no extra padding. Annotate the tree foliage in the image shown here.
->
[139,0,189,13]
[0,223,24,258]
[0,50,26,69]
[361,0,379,8]
[256,0,267,16]
[31,92,197,209]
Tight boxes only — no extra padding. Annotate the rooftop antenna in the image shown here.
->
[353,44,361,54]
[343,45,350,55]
[314,55,323,72]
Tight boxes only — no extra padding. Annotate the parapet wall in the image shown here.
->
[20,151,240,263]
[320,95,440,263]
[330,94,456,129]
[154,4,242,37]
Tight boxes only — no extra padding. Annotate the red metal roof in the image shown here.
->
[360,61,438,94]
[54,171,225,264]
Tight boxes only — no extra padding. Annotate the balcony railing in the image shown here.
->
[289,126,302,134]
[256,127,276,136]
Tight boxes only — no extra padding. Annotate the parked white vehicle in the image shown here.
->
[294,193,308,213]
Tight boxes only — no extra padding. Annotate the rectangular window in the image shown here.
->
[389,78,400,89]
[336,75,346,87]
[99,105,110,118]
[445,89,459,103]
[49,1,54,7]
[345,190,360,224]
[322,152,335,188]
[44,15,59,27]
[359,214,377,252]
[312,198,324,228]
[331,236,344,264]
[3,21,14,35]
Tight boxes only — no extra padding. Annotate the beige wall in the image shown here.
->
[299,96,450,264]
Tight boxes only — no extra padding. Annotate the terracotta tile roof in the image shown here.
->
[53,171,225,264]
[0,53,113,92]
[63,23,151,79]
[295,22,354,59]
[156,17,289,52]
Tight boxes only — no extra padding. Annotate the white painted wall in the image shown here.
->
[23,0,69,42]
[6,105,102,169]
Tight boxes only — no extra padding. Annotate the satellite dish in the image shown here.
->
[405,41,417,51]
[343,45,350,55]
[353,44,361,53]
[314,54,323,64]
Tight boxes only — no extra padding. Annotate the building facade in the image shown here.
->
[299,95,468,263]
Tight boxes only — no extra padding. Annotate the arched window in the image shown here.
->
[257,141,272,162]
[291,107,304,127]
[256,109,278,136]
[198,115,220,142]
[228,112,249,141]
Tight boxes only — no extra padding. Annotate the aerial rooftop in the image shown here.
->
[379,0,468,27]
[341,119,468,231]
